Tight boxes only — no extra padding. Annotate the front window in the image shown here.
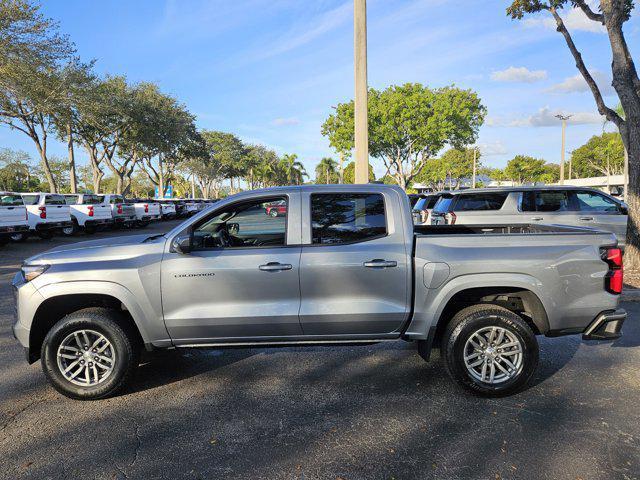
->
[574,191,620,213]
[192,196,287,249]
[311,193,386,245]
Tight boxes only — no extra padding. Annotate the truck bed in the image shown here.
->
[414,224,606,236]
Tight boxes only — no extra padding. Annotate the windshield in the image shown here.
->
[433,196,453,214]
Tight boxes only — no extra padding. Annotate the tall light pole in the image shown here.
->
[354,0,369,184]
[555,114,572,184]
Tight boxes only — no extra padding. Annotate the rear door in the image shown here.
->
[521,190,582,227]
[299,190,410,336]
[571,190,627,245]
[0,193,26,229]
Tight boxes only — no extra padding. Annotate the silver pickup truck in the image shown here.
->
[12,184,626,400]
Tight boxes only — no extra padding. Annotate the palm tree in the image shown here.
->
[315,157,337,184]
[280,153,307,185]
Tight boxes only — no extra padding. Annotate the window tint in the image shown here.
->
[575,191,620,213]
[522,191,572,212]
[64,195,79,205]
[311,193,386,245]
[0,194,23,206]
[433,196,453,213]
[193,196,286,249]
[21,194,39,205]
[454,193,508,211]
[45,195,66,205]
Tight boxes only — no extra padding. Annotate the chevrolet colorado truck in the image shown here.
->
[12,185,626,400]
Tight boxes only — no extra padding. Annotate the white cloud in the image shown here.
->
[491,66,547,83]
[271,117,300,127]
[478,141,508,156]
[510,107,605,127]
[546,71,615,95]
[523,1,606,33]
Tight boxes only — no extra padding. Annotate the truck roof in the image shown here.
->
[435,185,615,196]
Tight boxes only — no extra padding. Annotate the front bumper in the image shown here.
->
[582,309,626,340]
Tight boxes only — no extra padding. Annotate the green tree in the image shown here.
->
[503,155,558,184]
[280,153,307,185]
[342,161,374,184]
[571,132,625,179]
[322,83,486,190]
[507,0,640,268]
[200,130,246,194]
[315,157,339,184]
[0,148,39,190]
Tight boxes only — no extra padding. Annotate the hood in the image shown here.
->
[25,234,166,265]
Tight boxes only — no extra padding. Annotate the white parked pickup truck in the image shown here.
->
[125,198,161,227]
[0,192,29,245]
[16,193,72,240]
[97,194,136,228]
[62,194,113,235]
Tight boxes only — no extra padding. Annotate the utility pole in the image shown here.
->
[354,0,369,184]
[191,173,196,199]
[472,147,477,189]
[555,114,572,184]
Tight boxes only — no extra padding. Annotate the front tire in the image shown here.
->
[41,308,140,400]
[441,304,539,397]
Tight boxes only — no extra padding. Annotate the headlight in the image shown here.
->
[21,264,50,282]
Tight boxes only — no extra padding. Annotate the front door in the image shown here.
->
[161,193,303,344]
[299,191,410,336]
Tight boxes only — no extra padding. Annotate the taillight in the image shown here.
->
[144,204,148,213]
[38,206,46,219]
[87,206,94,217]
[445,212,457,225]
[602,247,623,294]
[117,204,123,214]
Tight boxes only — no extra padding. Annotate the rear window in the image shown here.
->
[413,196,439,212]
[64,195,79,205]
[454,193,509,212]
[0,194,23,206]
[522,191,571,212]
[433,196,453,214]
[109,196,123,204]
[45,195,66,205]
[311,193,387,245]
[21,194,40,205]
[81,195,101,205]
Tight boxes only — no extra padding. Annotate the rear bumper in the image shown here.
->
[582,308,626,340]
[0,224,29,235]
[34,220,73,231]
[113,215,136,223]
[85,218,112,226]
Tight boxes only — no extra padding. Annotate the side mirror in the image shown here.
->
[172,234,192,254]
[619,203,628,215]
[228,222,240,234]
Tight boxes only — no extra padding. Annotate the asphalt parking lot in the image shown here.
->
[0,222,638,480]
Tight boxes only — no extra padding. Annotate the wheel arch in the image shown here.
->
[28,282,157,363]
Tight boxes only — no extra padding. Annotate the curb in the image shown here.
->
[621,289,640,302]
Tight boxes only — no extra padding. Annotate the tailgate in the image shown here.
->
[46,204,70,221]
[92,204,112,220]
[0,205,27,227]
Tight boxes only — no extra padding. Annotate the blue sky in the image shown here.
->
[1,0,638,179]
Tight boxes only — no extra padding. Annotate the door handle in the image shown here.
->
[259,262,292,272]
[579,216,594,221]
[363,259,398,268]
[531,217,544,221]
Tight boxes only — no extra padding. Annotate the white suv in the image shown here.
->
[18,193,72,240]
[0,192,29,245]
[63,194,113,235]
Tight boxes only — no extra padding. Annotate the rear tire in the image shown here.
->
[441,304,538,397]
[41,308,140,400]
[61,221,77,236]
[10,232,28,242]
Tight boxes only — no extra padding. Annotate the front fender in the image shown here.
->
[404,272,551,340]
[36,281,171,347]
